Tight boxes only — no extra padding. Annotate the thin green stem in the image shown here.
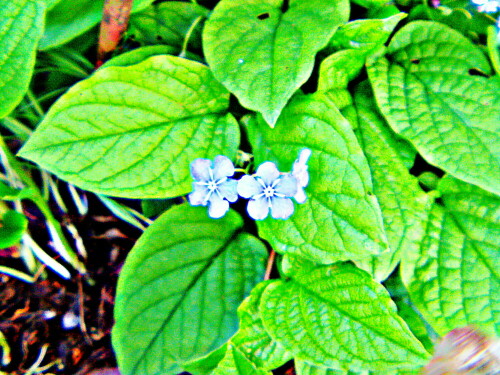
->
[25,89,45,118]
[179,16,204,58]
[0,266,35,283]
[0,137,86,274]
[1,117,32,141]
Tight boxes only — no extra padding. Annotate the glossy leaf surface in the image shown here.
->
[112,204,268,375]
[203,0,349,126]
[19,55,239,199]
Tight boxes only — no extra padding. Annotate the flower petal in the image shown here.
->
[190,158,212,182]
[188,183,209,206]
[270,197,294,219]
[237,175,262,198]
[213,155,235,180]
[255,161,280,185]
[247,197,270,220]
[218,178,238,203]
[294,187,307,204]
[208,193,229,219]
[292,148,311,187]
[275,174,298,197]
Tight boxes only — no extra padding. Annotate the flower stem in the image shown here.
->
[264,249,276,280]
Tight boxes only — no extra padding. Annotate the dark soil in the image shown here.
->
[0,194,140,375]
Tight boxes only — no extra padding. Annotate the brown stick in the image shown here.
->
[96,0,133,68]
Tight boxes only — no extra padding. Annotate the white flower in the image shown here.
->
[237,162,298,220]
[291,148,311,204]
[188,156,238,219]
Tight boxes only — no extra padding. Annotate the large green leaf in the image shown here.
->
[352,84,431,281]
[112,204,268,375]
[19,55,239,199]
[39,0,154,50]
[367,21,500,196]
[203,0,349,127]
[128,2,208,48]
[259,263,430,372]
[230,281,291,370]
[295,360,369,375]
[0,0,45,119]
[245,93,389,265]
[403,175,500,336]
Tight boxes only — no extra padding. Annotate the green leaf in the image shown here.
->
[245,93,389,265]
[40,0,154,50]
[259,263,430,372]
[100,45,178,69]
[183,344,228,375]
[203,0,349,127]
[317,49,365,111]
[328,14,406,54]
[403,175,500,336]
[112,204,268,375]
[231,281,292,370]
[0,211,28,248]
[367,21,500,196]
[352,83,431,281]
[141,198,175,218]
[295,359,369,375]
[212,344,271,375]
[0,0,45,119]
[19,55,239,199]
[128,2,208,48]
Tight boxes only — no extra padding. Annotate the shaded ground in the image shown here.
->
[0,194,140,374]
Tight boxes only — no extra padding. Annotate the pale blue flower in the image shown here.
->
[237,162,298,220]
[188,155,238,218]
[291,148,311,204]
[472,0,499,12]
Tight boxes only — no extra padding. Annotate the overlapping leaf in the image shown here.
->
[0,0,45,119]
[112,204,268,375]
[19,55,239,199]
[203,0,349,126]
[211,345,271,375]
[259,263,430,372]
[367,21,500,196]
[403,176,500,336]
[0,211,28,248]
[352,84,431,281]
[128,2,208,48]
[245,93,388,265]
[40,0,154,50]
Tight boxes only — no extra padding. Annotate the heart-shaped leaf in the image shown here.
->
[112,204,268,375]
[203,0,349,126]
[0,0,45,119]
[259,263,430,372]
[19,55,239,199]
[367,21,500,196]
[403,175,500,336]
[245,93,389,265]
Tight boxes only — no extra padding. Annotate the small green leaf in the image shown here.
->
[183,344,228,375]
[40,0,154,50]
[128,2,208,48]
[367,21,500,196]
[141,198,175,218]
[212,344,271,375]
[259,263,430,372]
[112,204,268,375]
[203,0,349,126]
[246,93,389,265]
[231,281,292,370]
[317,49,365,112]
[0,211,28,248]
[19,55,239,199]
[404,175,500,336]
[0,0,45,119]
[352,83,431,281]
[328,13,406,54]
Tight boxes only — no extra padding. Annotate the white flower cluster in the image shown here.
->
[472,0,499,13]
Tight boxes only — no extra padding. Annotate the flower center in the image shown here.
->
[263,186,275,198]
[207,180,218,191]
